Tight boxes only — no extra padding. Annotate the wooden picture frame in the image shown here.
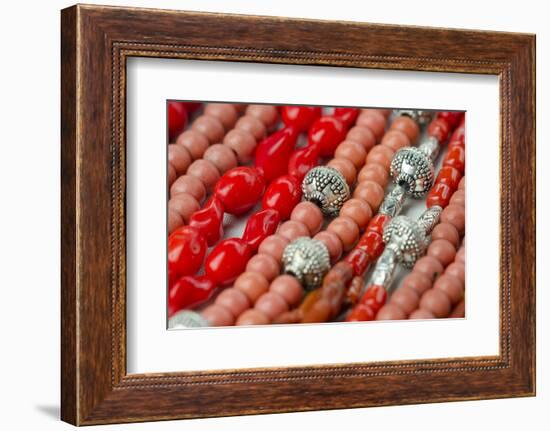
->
[61,4,536,425]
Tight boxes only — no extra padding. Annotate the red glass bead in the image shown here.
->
[242,209,281,252]
[367,214,391,236]
[205,238,253,286]
[308,116,346,157]
[360,284,387,311]
[168,275,216,315]
[444,146,465,174]
[189,196,225,246]
[255,127,298,182]
[214,167,265,215]
[345,248,371,276]
[168,226,207,285]
[427,118,451,143]
[262,175,302,220]
[334,107,360,128]
[435,166,461,190]
[437,111,464,129]
[356,231,385,259]
[427,183,453,208]
[168,101,188,141]
[281,106,322,132]
[287,144,320,182]
[346,304,375,322]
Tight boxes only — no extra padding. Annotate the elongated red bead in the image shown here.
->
[437,111,463,129]
[356,231,384,261]
[189,196,224,246]
[168,101,188,141]
[214,167,265,215]
[444,146,466,174]
[242,209,281,252]
[168,226,207,285]
[427,183,453,208]
[367,214,391,236]
[435,166,461,190]
[255,127,298,182]
[287,144,320,181]
[334,107,359,128]
[360,284,387,310]
[262,175,302,220]
[345,248,371,276]
[281,106,322,132]
[168,275,216,315]
[346,303,375,321]
[427,117,451,143]
[205,238,253,286]
[308,116,346,157]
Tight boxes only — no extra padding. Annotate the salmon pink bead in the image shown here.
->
[187,159,220,192]
[458,177,466,190]
[223,129,257,164]
[277,220,309,242]
[246,254,280,281]
[314,231,343,262]
[445,262,466,284]
[270,275,303,306]
[235,116,266,141]
[169,193,200,223]
[202,304,235,326]
[413,256,444,281]
[191,115,225,143]
[246,105,279,129]
[346,126,376,151]
[409,309,436,319]
[358,163,389,187]
[168,144,192,175]
[168,209,183,234]
[327,216,360,251]
[335,140,367,169]
[380,129,411,152]
[215,288,251,318]
[327,158,357,185]
[340,198,373,230]
[401,272,432,296]
[449,189,466,206]
[204,103,238,130]
[255,291,289,320]
[419,289,452,318]
[431,223,460,247]
[357,111,386,140]
[290,202,323,235]
[234,272,270,303]
[236,309,270,325]
[353,180,385,211]
[176,130,209,160]
[390,116,420,142]
[170,174,206,202]
[366,145,395,171]
[433,274,463,304]
[440,204,466,235]
[390,286,420,315]
[376,303,407,321]
[427,239,457,266]
[203,143,238,174]
[258,235,289,262]
[168,163,177,185]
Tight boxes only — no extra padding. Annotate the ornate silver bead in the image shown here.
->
[392,109,433,126]
[382,216,428,268]
[282,237,330,291]
[168,310,210,329]
[302,166,350,216]
[390,147,435,198]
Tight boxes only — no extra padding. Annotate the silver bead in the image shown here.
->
[382,216,428,268]
[168,310,210,329]
[302,166,350,216]
[393,109,434,126]
[390,147,435,198]
[282,237,330,291]
[378,184,407,217]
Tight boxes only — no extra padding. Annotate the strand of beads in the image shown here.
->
[273,110,432,325]
[346,117,465,322]
[167,104,278,233]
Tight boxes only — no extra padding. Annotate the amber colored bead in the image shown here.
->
[345,248,371,276]
[427,183,453,208]
[367,214,391,236]
[444,146,466,174]
[356,231,384,259]
[427,118,451,143]
[435,166,461,190]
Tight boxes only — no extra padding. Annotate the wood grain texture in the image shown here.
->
[60,4,536,425]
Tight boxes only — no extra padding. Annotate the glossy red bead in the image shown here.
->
[345,248,372,276]
[167,226,207,285]
[334,107,360,128]
[255,127,298,182]
[443,146,466,174]
[214,167,266,215]
[346,303,376,322]
[287,144,320,181]
[262,175,302,220]
[367,214,391,236]
[356,231,385,260]
[281,106,322,132]
[188,196,225,246]
[360,284,387,311]
[451,123,466,142]
[168,101,188,141]
[242,209,281,251]
[427,118,451,143]
[308,116,346,157]
[435,166,461,190]
[168,275,216,315]
[427,183,453,208]
[205,238,253,286]
[437,111,463,129]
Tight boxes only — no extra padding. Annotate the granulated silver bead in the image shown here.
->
[393,109,433,126]
[282,237,330,291]
[302,166,350,216]
[390,147,435,198]
[382,215,428,268]
[168,310,210,329]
